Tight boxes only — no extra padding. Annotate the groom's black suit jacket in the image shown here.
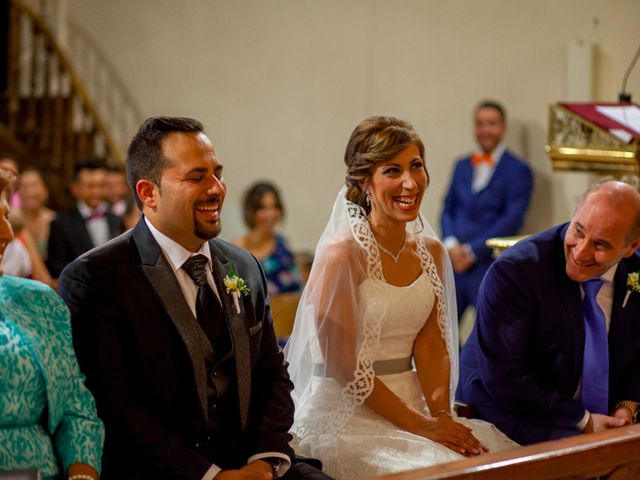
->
[59,219,295,479]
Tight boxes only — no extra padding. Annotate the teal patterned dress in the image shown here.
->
[0,275,104,478]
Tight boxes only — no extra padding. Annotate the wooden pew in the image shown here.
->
[269,291,301,340]
[366,424,640,480]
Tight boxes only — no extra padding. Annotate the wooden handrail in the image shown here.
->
[66,19,144,154]
[10,0,124,165]
[2,0,127,207]
[366,424,640,479]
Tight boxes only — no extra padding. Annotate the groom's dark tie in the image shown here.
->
[182,254,230,358]
[580,278,608,415]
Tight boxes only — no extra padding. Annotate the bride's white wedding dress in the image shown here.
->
[291,272,518,479]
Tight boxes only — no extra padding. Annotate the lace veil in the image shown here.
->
[284,186,459,433]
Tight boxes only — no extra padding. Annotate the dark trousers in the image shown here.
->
[454,259,492,322]
[283,461,334,480]
[512,419,580,445]
[474,403,579,446]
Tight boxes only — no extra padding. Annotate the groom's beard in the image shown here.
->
[195,217,222,240]
[194,207,223,240]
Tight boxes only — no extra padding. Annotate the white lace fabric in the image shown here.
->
[284,187,459,434]
[284,190,517,478]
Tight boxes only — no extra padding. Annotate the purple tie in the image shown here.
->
[85,210,106,221]
[580,279,609,414]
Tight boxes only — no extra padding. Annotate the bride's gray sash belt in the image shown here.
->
[313,357,413,377]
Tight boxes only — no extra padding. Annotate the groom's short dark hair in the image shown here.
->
[126,116,204,209]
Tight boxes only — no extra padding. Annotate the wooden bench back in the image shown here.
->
[269,291,301,339]
[367,424,640,480]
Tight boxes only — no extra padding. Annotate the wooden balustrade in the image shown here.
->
[0,0,124,209]
[66,19,143,153]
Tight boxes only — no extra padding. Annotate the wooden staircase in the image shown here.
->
[0,0,128,209]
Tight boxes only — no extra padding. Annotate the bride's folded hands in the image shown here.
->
[363,377,486,457]
[415,413,488,456]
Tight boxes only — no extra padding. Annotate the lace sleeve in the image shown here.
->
[311,239,365,383]
[284,188,459,433]
[286,234,388,432]
[285,191,388,432]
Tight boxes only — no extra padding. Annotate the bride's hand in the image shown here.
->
[413,415,487,456]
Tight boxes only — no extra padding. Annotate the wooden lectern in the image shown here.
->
[487,102,640,257]
[546,102,640,178]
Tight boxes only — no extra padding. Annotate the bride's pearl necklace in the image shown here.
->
[377,235,407,263]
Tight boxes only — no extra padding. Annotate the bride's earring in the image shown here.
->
[365,192,371,209]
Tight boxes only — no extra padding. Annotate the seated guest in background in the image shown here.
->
[440,100,532,323]
[0,167,104,479]
[2,209,55,287]
[104,164,129,217]
[285,116,517,480]
[2,210,33,278]
[458,180,640,445]
[47,159,122,278]
[18,167,56,260]
[59,117,330,480]
[234,182,302,294]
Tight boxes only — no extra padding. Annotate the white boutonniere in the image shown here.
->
[223,263,250,314]
[623,271,640,308]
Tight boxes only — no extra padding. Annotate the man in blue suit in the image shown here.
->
[458,180,640,445]
[441,101,533,322]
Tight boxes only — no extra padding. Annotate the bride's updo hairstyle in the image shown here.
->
[344,115,426,214]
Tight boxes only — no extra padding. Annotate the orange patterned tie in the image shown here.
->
[471,152,494,166]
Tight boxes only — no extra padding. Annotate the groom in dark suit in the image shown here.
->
[458,180,640,445]
[60,117,331,479]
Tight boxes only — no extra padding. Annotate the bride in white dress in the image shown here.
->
[284,116,518,479]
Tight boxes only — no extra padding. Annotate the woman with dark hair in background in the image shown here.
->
[0,166,104,479]
[235,181,301,294]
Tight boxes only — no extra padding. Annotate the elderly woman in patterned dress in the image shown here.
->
[0,166,104,479]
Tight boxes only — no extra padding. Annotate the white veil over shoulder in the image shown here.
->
[284,187,459,434]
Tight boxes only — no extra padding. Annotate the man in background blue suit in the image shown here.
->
[458,180,640,445]
[441,100,533,322]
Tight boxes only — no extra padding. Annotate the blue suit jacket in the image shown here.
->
[457,224,640,444]
[441,150,533,263]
